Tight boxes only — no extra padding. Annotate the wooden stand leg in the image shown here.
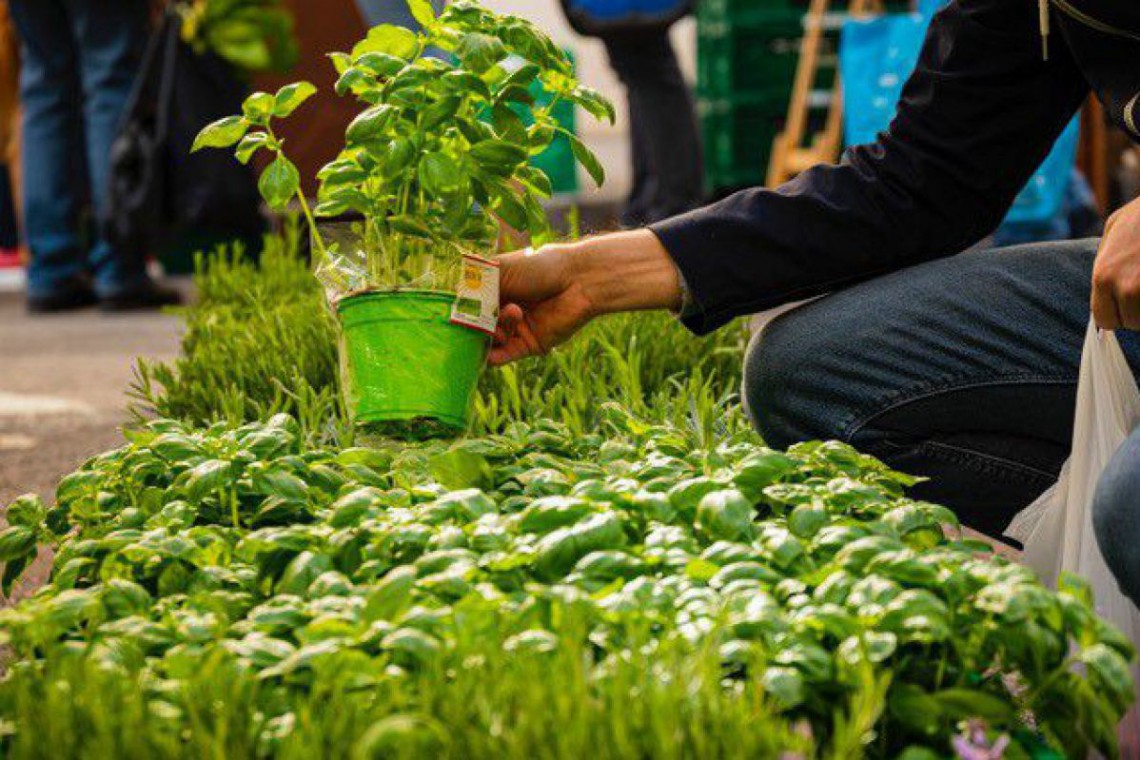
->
[1078,98,1109,215]
[767,0,885,188]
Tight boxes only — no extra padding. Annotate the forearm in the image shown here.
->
[564,230,683,317]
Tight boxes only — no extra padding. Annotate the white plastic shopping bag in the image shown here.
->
[1006,318,1140,746]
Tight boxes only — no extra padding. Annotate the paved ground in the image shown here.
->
[0,290,184,506]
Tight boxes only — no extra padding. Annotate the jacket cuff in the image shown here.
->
[649,214,729,336]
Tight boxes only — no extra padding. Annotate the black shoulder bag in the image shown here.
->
[104,10,264,263]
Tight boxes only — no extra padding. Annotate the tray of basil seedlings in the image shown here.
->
[192,0,615,439]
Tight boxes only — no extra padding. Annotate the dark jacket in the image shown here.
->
[652,0,1140,335]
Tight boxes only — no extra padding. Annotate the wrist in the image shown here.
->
[567,229,683,317]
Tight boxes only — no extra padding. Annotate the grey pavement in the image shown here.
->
[0,290,184,506]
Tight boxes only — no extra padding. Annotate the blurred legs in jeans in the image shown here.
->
[601,28,703,226]
[8,0,156,303]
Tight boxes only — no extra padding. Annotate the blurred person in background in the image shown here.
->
[8,0,180,312]
[561,0,703,226]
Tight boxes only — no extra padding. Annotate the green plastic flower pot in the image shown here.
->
[337,290,489,436]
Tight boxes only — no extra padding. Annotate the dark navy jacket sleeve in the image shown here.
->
[651,0,1090,335]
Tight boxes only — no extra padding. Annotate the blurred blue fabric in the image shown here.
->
[839,0,1085,238]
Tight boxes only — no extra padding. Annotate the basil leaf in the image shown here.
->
[191,115,250,152]
[696,490,754,542]
[273,81,317,118]
[567,133,604,186]
[258,155,301,210]
[407,0,436,27]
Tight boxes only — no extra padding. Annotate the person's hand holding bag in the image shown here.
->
[1092,196,1140,331]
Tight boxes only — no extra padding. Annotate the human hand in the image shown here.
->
[490,229,683,366]
[490,243,594,366]
[1092,197,1140,331]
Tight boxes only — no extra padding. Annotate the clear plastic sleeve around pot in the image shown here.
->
[312,221,462,305]
[313,222,489,439]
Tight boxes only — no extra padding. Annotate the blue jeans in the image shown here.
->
[745,239,1140,570]
[8,0,149,297]
[1093,429,1140,606]
[601,29,704,226]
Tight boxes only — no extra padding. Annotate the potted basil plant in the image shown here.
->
[193,0,614,437]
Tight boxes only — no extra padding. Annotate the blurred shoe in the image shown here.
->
[27,276,98,313]
[99,280,183,311]
[0,248,20,269]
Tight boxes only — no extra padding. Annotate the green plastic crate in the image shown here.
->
[498,54,579,195]
[698,32,799,99]
[699,5,805,33]
[700,92,789,193]
[699,0,911,22]
[698,0,812,21]
[702,92,834,194]
[697,10,837,100]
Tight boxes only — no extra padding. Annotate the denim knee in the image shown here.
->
[1092,429,1140,606]
[743,312,836,450]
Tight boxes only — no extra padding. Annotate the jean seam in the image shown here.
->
[839,373,1076,443]
[888,438,1060,482]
